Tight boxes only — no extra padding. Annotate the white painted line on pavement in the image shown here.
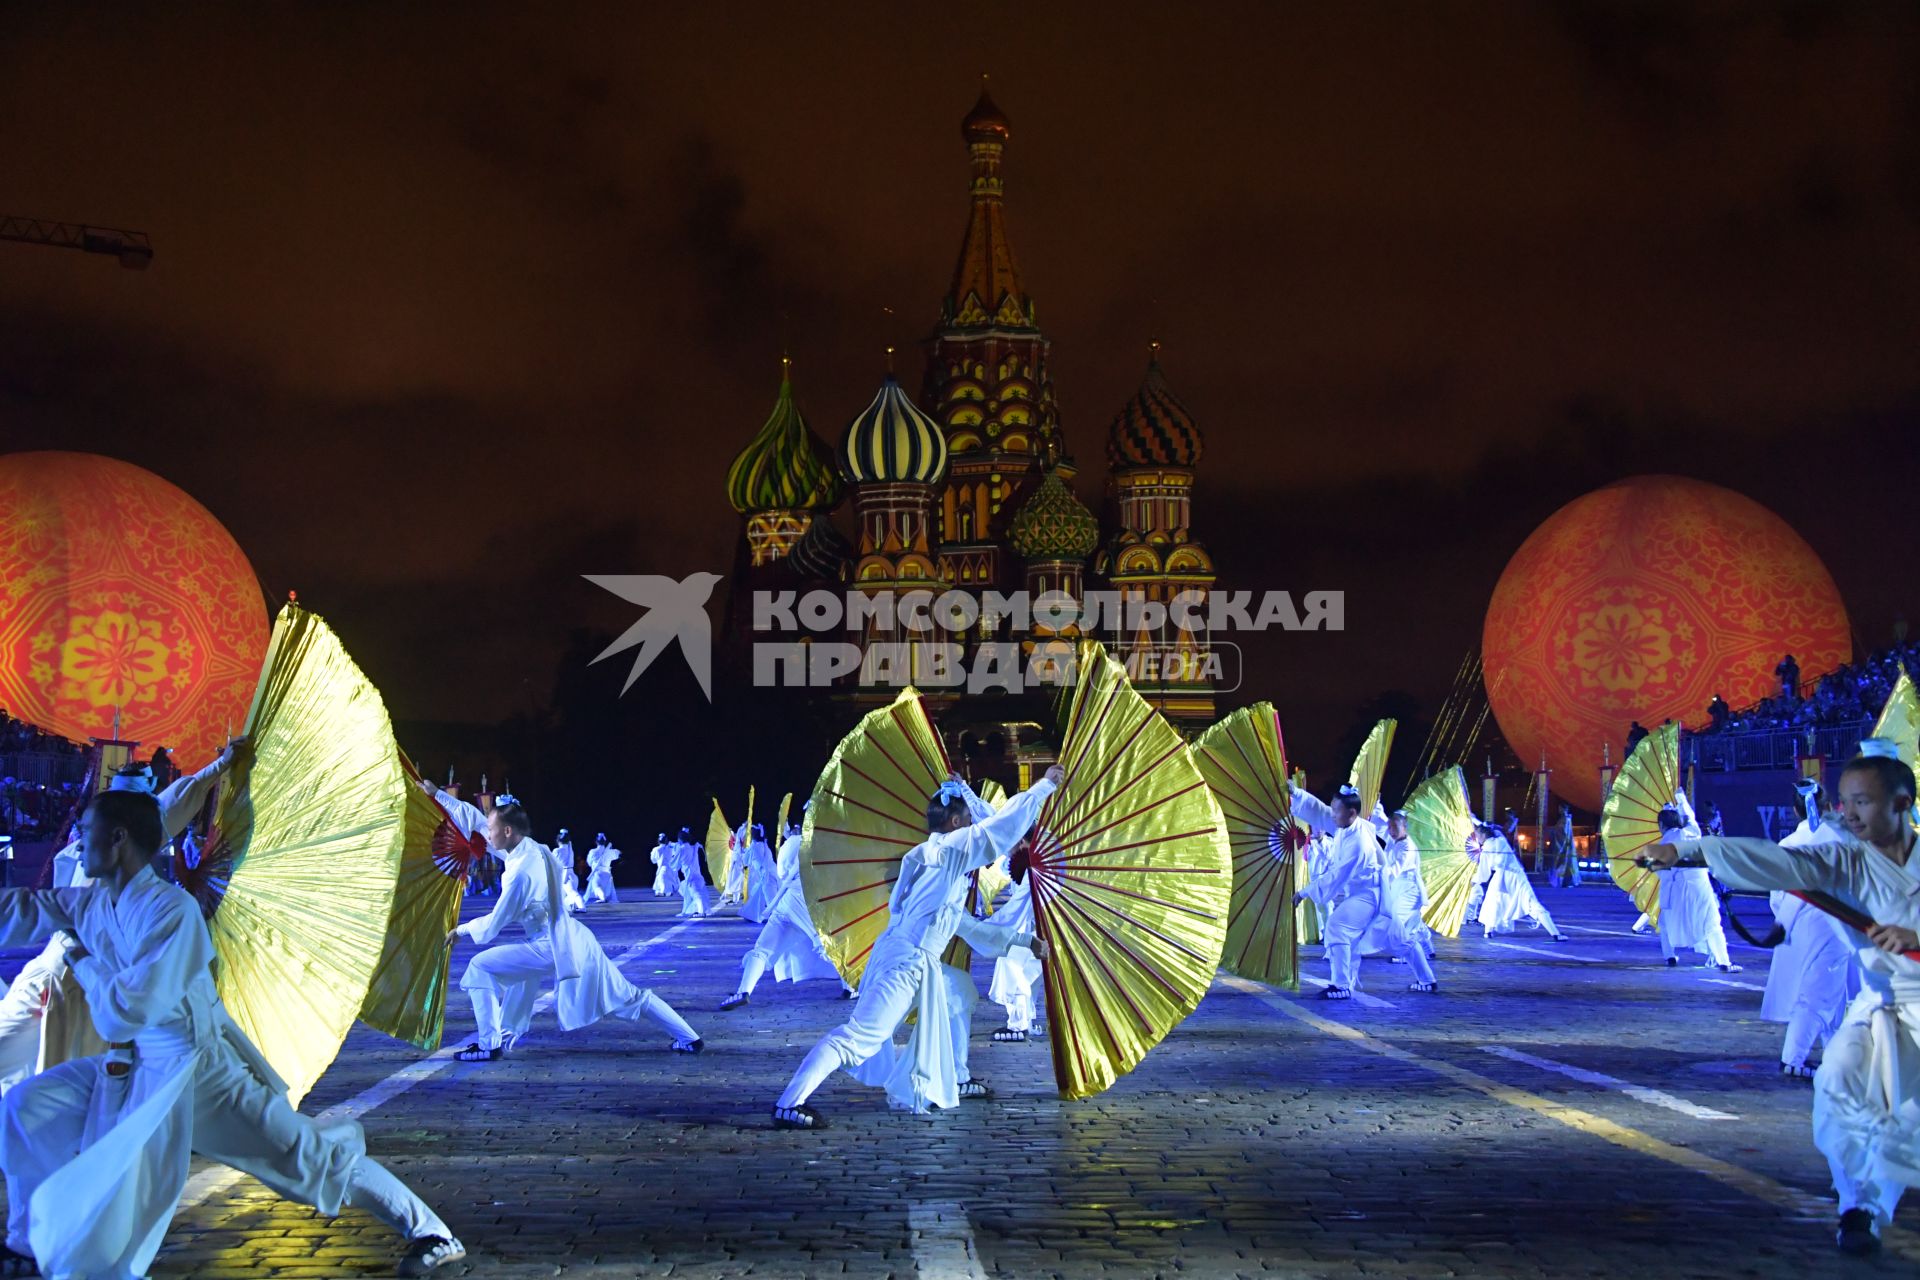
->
[1560,923,1644,938]
[1299,974,1397,1008]
[178,917,699,1210]
[1700,976,1765,993]
[1221,975,1920,1263]
[1486,940,1603,963]
[1479,1045,1737,1121]
[909,1199,989,1280]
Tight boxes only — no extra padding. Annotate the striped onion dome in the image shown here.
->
[1106,348,1204,470]
[1009,467,1099,562]
[726,362,843,514]
[840,371,949,486]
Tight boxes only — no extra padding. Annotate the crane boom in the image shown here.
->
[0,215,152,268]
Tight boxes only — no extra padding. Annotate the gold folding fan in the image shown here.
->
[1348,718,1397,815]
[801,689,951,987]
[1600,720,1678,925]
[1405,766,1478,937]
[1194,701,1301,990]
[195,602,407,1106]
[1029,640,1231,1100]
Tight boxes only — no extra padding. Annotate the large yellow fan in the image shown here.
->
[1600,720,1679,925]
[1030,639,1231,1100]
[1194,702,1301,990]
[1348,718,1397,815]
[194,603,407,1107]
[356,750,467,1051]
[1872,669,1917,766]
[706,799,732,896]
[1405,766,1478,937]
[802,689,952,986]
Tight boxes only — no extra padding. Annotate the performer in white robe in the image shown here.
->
[432,790,702,1060]
[650,833,672,896]
[552,829,585,913]
[1475,824,1565,940]
[719,821,850,1009]
[1291,783,1437,996]
[981,866,1044,1042]
[771,769,1059,1129]
[1381,809,1437,960]
[0,789,465,1279]
[584,834,622,905]
[1655,791,1738,971]
[0,749,247,1091]
[672,827,713,918]
[740,825,778,924]
[1652,747,1920,1256]
[723,821,751,905]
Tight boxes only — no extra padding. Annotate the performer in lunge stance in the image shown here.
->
[429,785,704,1061]
[770,767,1062,1129]
[1473,821,1565,941]
[584,833,621,905]
[1290,782,1438,997]
[0,790,466,1278]
[719,818,852,1010]
[1649,746,1919,1256]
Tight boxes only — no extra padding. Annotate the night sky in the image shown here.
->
[5,3,1920,809]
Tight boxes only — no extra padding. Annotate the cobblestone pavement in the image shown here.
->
[8,884,1917,1279]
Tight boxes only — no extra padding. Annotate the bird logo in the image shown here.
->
[583,572,723,701]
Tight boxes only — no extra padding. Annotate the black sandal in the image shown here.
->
[0,1243,38,1276]
[957,1078,994,1100]
[992,1027,1027,1042]
[719,992,748,1011]
[671,1037,704,1054]
[772,1104,828,1130]
[455,1042,502,1062]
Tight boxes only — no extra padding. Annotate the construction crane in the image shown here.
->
[0,215,151,268]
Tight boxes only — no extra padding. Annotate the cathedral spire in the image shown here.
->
[943,75,1034,331]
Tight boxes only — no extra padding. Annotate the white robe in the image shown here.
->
[439,795,692,1046]
[0,869,366,1279]
[585,844,621,904]
[1292,789,1432,989]
[673,841,713,917]
[738,834,842,992]
[741,838,778,923]
[781,779,1052,1114]
[1694,830,1920,1224]
[650,842,672,896]
[1476,834,1557,935]
[983,878,1042,1032]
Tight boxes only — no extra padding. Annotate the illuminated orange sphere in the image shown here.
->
[0,452,268,767]
[1483,475,1849,811]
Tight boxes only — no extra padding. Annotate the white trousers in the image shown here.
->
[2,1051,450,1261]
[585,870,618,904]
[1814,1004,1916,1225]
[1322,891,1435,989]
[779,955,922,1109]
[462,941,698,1048]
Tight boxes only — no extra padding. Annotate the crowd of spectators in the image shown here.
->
[1698,636,1918,737]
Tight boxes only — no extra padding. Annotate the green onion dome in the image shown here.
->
[726,361,843,514]
[1009,467,1099,562]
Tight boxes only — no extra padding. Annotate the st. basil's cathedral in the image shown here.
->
[721,83,1219,782]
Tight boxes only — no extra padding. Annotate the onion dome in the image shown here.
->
[1010,467,1099,562]
[962,78,1011,143]
[788,513,853,582]
[727,360,843,514]
[1106,346,1204,470]
[840,367,949,485]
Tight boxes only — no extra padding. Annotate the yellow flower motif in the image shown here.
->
[59,612,171,709]
[1570,600,1674,694]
